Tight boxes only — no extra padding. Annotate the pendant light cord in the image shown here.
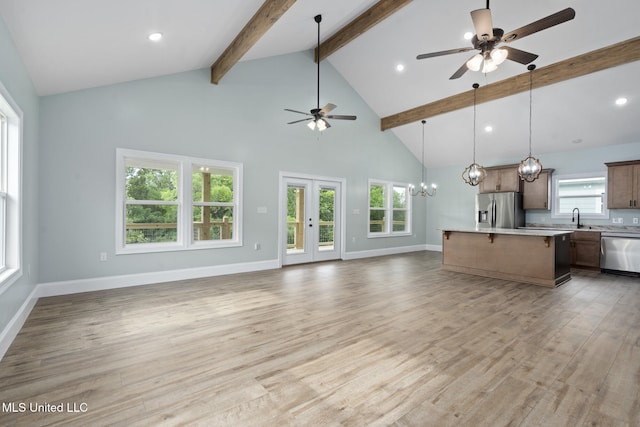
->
[315,15,321,110]
[421,120,426,184]
[472,83,479,163]
[528,64,536,156]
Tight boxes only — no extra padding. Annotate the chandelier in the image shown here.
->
[462,83,487,186]
[518,64,543,182]
[409,120,437,197]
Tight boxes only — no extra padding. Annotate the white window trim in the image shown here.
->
[116,148,243,254]
[0,80,23,295]
[551,172,609,220]
[367,179,412,238]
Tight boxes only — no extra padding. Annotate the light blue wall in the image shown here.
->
[426,142,640,246]
[0,16,39,332]
[38,51,425,283]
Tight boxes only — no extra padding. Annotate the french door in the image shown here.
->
[282,176,342,265]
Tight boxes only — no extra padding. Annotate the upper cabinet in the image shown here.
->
[523,169,554,210]
[479,164,523,193]
[606,160,640,209]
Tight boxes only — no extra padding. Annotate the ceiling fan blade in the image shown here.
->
[284,108,312,116]
[320,103,337,115]
[470,8,494,40]
[449,59,472,80]
[287,118,313,125]
[417,47,474,60]
[325,114,357,120]
[502,46,538,64]
[502,7,575,43]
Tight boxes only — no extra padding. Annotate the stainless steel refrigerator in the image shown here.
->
[476,192,525,229]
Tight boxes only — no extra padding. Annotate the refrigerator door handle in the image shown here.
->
[492,200,497,228]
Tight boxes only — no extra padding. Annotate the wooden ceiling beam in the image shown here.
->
[381,35,640,131]
[315,0,412,63]
[211,0,296,85]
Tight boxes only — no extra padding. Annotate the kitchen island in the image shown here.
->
[441,228,573,288]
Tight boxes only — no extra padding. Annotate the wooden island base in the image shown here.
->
[442,229,572,288]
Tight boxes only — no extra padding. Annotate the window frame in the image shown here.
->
[367,179,412,238]
[0,81,23,294]
[116,149,242,254]
[551,172,609,220]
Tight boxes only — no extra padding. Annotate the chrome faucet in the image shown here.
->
[572,207,583,229]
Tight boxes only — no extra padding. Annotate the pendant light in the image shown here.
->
[462,83,486,186]
[409,120,437,197]
[518,64,543,182]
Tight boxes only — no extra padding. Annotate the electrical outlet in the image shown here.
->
[634,218,639,224]
[99,252,107,261]
[254,242,261,250]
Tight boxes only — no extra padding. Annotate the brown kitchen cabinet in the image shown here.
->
[606,160,640,209]
[479,164,522,193]
[570,231,601,270]
[523,168,554,210]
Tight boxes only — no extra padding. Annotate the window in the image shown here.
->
[116,149,242,254]
[0,82,22,293]
[552,173,608,219]
[368,180,412,237]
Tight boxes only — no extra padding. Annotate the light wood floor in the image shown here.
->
[1,251,639,426]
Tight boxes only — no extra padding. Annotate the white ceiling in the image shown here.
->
[1,0,638,167]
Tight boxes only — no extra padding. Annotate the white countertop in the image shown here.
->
[442,227,573,237]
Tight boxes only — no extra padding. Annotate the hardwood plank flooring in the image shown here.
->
[1,251,639,426]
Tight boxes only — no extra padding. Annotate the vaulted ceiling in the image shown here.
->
[1,0,638,167]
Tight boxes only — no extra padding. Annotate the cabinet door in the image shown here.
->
[634,165,640,207]
[573,240,600,268]
[498,168,521,192]
[608,165,634,208]
[479,169,500,193]
[523,171,550,210]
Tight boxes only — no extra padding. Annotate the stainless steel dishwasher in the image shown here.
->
[601,232,640,276]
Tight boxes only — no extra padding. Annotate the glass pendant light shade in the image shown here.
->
[316,118,327,131]
[463,162,487,186]
[518,155,542,182]
[481,58,497,73]
[466,54,484,71]
[490,48,508,65]
[518,64,543,182]
[307,120,316,130]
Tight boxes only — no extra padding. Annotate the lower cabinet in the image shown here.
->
[570,231,601,269]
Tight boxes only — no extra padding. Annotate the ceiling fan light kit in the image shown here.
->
[409,120,437,197]
[416,1,575,79]
[462,83,487,186]
[285,14,357,132]
[518,64,543,182]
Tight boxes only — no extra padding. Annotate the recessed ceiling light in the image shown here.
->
[464,32,474,40]
[485,125,493,132]
[615,97,628,106]
[148,32,163,42]
[572,138,583,144]
[396,64,405,72]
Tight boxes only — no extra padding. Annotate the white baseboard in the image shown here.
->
[36,259,280,298]
[0,286,38,361]
[426,244,442,252]
[343,244,429,260]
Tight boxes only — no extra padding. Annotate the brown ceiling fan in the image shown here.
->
[416,1,575,79]
[285,14,356,131]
